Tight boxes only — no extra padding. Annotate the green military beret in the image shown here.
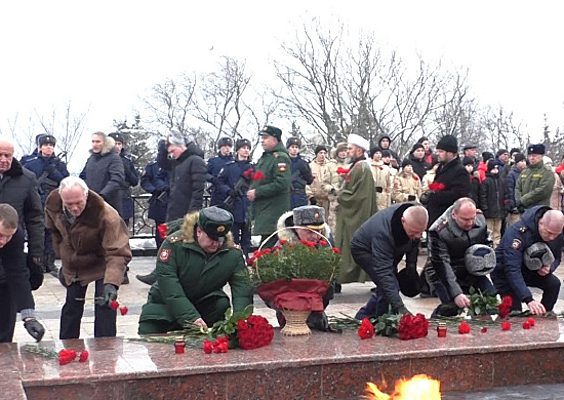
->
[198,206,234,240]
[258,125,282,141]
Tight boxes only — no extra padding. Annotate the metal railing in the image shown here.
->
[129,193,211,238]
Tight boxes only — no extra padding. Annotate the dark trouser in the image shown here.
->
[138,295,230,335]
[0,282,16,343]
[352,247,398,319]
[502,270,561,312]
[429,266,496,305]
[291,192,308,209]
[232,222,251,258]
[60,279,117,339]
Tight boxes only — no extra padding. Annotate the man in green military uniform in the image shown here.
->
[515,144,555,211]
[138,206,253,334]
[247,125,292,247]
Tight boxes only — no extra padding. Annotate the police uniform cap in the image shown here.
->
[464,244,496,276]
[524,242,554,271]
[108,132,125,144]
[39,134,57,146]
[286,137,301,149]
[259,125,282,141]
[235,138,251,151]
[527,144,545,155]
[198,206,234,240]
[292,205,325,230]
[217,137,233,149]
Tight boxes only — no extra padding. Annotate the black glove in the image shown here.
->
[419,191,430,205]
[24,318,45,342]
[309,197,317,205]
[96,284,118,308]
[27,256,44,291]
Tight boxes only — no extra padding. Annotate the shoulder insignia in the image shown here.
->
[511,238,522,250]
[436,220,448,232]
[168,236,182,243]
[273,152,280,158]
[277,162,288,173]
[519,226,527,233]
[159,248,172,262]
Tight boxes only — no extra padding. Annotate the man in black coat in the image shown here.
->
[0,138,44,290]
[352,203,428,319]
[427,198,496,317]
[80,132,125,215]
[421,135,471,227]
[137,131,206,285]
[0,204,45,342]
[286,137,314,208]
[108,132,139,226]
[162,131,207,221]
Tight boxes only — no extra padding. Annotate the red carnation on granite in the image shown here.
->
[526,317,535,327]
[428,182,446,192]
[398,313,428,340]
[480,327,488,334]
[458,321,471,334]
[501,321,511,331]
[79,350,89,363]
[203,339,213,354]
[58,349,77,365]
[358,318,375,340]
[522,321,531,330]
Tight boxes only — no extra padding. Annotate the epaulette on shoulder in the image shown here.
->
[167,235,182,243]
[436,219,448,232]
[518,226,527,234]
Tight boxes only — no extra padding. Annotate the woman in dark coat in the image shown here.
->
[406,143,430,180]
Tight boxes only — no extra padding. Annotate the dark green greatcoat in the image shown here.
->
[251,142,292,236]
[138,233,253,332]
[335,159,378,283]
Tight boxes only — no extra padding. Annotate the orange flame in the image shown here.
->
[364,374,441,399]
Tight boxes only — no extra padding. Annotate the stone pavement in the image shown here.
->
[13,255,564,343]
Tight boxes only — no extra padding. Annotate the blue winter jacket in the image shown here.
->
[492,205,563,303]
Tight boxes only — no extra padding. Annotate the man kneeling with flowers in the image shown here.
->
[138,206,253,334]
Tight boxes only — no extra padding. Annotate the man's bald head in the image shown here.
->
[538,210,564,242]
[0,137,15,174]
[402,205,429,240]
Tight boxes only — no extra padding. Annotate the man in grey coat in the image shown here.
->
[80,132,125,215]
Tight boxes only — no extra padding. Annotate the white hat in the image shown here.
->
[347,134,369,151]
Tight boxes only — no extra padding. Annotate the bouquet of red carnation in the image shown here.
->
[336,167,350,175]
[428,182,446,192]
[398,313,429,340]
[497,295,513,319]
[237,315,274,350]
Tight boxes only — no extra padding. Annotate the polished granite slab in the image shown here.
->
[3,315,563,400]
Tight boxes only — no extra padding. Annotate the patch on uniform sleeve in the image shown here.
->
[511,239,522,250]
[277,162,287,173]
[159,248,172,262]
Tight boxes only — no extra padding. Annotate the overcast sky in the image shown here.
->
[1,0,563,160]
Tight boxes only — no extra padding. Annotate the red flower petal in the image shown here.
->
[79,350,89,362]
[119,306,128,316]
[501,321,511,331]
[110,300,120,310]
[522,321,531,330]
[526,317,535,327]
